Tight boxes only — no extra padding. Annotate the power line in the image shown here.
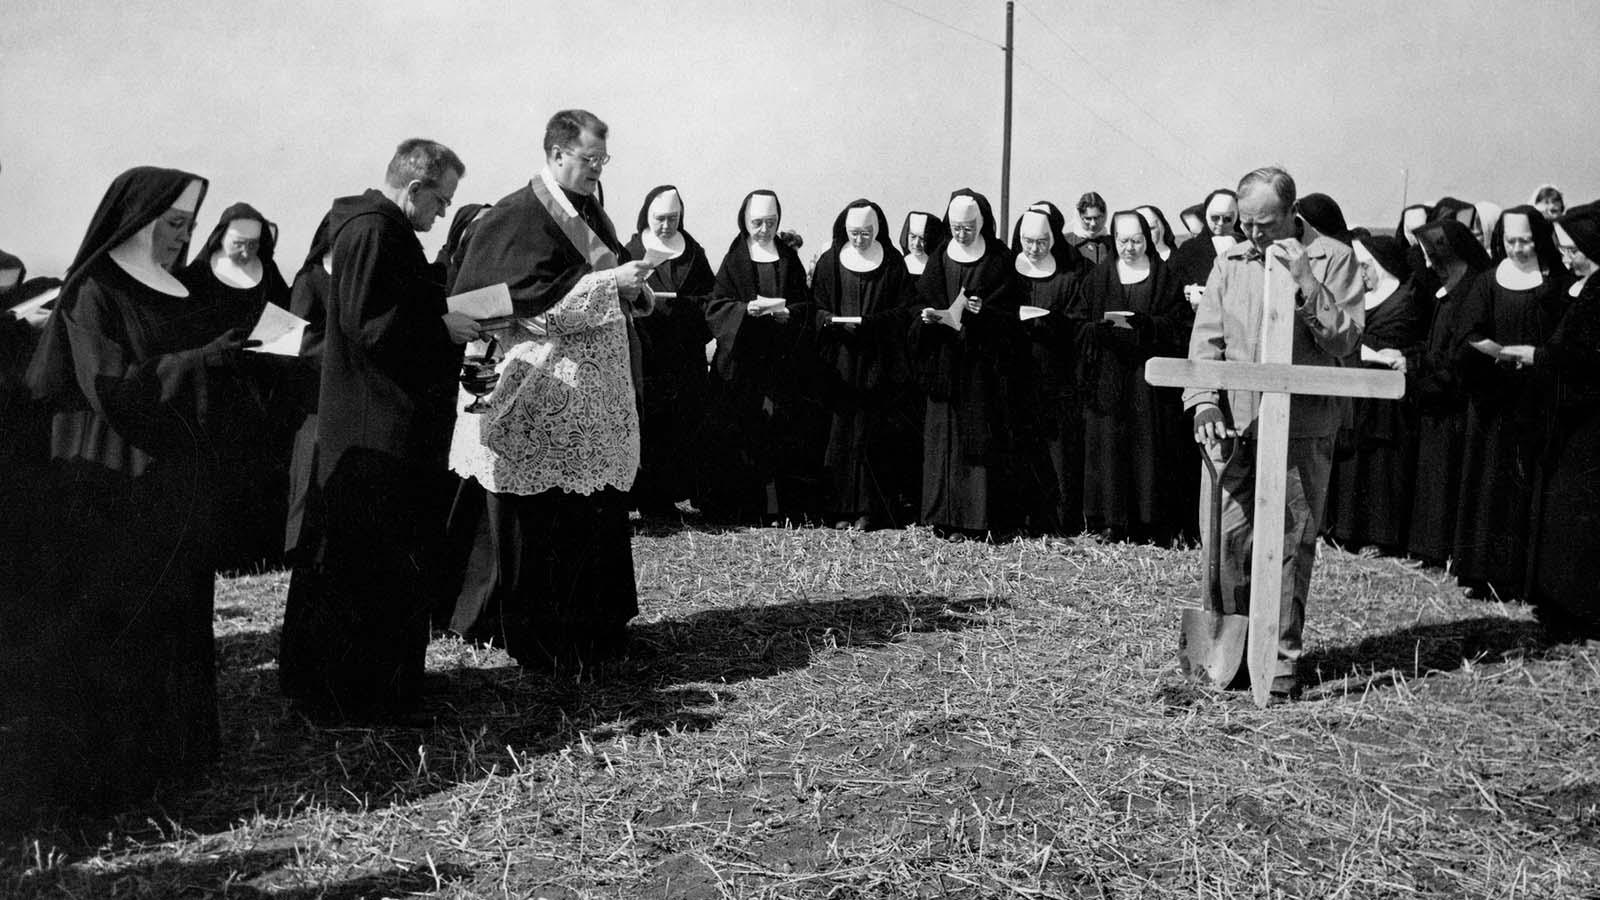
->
[1013,56,1213,191]
[874,0,1005,50]
[1016,2,1230,183]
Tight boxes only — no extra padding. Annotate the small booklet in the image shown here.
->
[1018,305,1049,321]
[447,282,513,320]
[829,315,863,325]
[246,302,308,356]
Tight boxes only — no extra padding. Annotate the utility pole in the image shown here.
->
[1001,1,1014,229]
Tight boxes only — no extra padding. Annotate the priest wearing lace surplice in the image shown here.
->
[446,109,654,671]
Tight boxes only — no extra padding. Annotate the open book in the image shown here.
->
[447,282,514,320]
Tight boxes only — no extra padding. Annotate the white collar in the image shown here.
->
[748,237,779,263]
[537,165,581,220]
[641,229,686,260]
[1495,257,1545,291]
[1014,253,1056,278]
[946,235,986,263]
[1571,274,1590,297]
[839,243,883,273]
[1364,278,1399,309]
[211,251,264,289]
[1116,259,1151,284]
[905,253,927,275]
[108,223,188,297]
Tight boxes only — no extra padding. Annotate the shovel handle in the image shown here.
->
[1197,437,1242,610]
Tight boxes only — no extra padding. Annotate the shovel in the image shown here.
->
[1178,436,1249,686]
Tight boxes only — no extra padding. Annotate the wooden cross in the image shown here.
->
[1145,256,1404,707]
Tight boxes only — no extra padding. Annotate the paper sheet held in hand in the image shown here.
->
[1018,305,1048,321]
[247,302,308,356]
[448,282,514,320]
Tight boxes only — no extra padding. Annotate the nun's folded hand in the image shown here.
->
[966,294,983,314]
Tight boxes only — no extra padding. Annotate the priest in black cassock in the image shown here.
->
[1405,219,1491,568]
[624,185,715,517]
[278,139,477,719]
[445,110,652,671]
[1451,206,1570,599]
[911,189,1023,537]
[1011,202,1088,534]
[701,189,819,524]
[812,199,917,529]
[1325,235,1425,554]
[179,203,296,571]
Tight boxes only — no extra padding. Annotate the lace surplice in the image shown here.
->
[450,271,640,495]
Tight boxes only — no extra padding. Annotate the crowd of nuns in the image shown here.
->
[2,170,1599,811]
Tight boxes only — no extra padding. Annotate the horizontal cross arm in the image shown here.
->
[1144,358,1405,399]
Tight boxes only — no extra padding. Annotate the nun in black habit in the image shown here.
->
[1526,204,1600,636]
[1450,205,1570,599]
[624,185,715,515]
[899,210,946,279]
[1011,201,1088,534]
[1297,193,1354,245]
[1325,235,1426,553]
[1066,209,1193,542]
[6,167,243,812]
[1405,219,1492,567]
[812,198,917,528]
[1397,203,1441,311]
[179,203,296,571]
[701,189,819,524]
[911,188,1024,537]
[1169,189,1241,302]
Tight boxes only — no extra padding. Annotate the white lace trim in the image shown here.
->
[449,270,639,496]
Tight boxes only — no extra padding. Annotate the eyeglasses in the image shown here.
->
[564,147,610,168]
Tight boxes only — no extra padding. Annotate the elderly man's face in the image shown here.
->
[551,128,607,196]
[1238,185,1294,252]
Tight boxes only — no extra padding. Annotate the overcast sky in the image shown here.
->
[4,0,1597,277]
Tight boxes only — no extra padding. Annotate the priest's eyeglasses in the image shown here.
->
[564,147,611,168]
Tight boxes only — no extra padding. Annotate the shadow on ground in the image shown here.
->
[2,593,1005,871]
[1299,616,1553,696]
[5,845,470,900]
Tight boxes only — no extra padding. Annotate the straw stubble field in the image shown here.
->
[6,524,1599,898]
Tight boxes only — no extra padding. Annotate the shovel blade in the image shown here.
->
[1179,607,1250,687]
